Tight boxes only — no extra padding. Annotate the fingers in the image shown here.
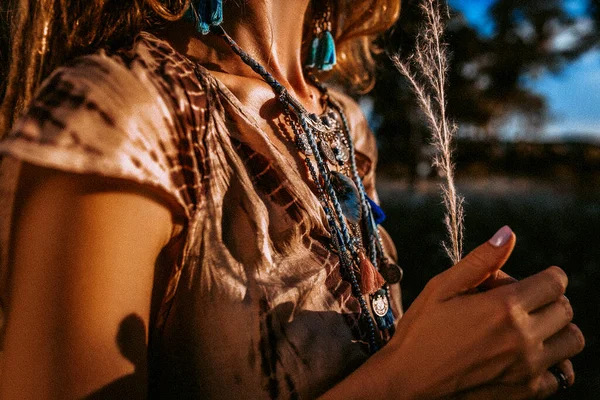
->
[437,226,516,298]
[529,295,573,341]
[557,359,575,388]
[477,361,574,399]
[542,323,585,370]
[496,266,567,312]
[460,361,574,400]
[515,361,576,399]
[536,368,564,398]
[536,360,574,398]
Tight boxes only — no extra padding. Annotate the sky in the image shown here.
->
[449,0,600,142]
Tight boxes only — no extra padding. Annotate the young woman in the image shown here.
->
[0,0,584,398]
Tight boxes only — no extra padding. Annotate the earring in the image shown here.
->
[183,0,223,35]
[305,1,336,71]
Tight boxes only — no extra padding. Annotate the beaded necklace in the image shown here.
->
[206,26,402,353]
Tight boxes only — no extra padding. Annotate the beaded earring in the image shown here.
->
[305,1,336,71]
[183,0,223,35]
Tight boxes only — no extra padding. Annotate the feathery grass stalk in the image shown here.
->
[390,0,465,264]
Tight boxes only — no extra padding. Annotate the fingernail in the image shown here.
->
[489,226,513,248]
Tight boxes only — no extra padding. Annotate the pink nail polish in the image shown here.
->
[489,226,513,247]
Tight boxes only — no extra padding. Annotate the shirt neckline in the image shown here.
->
[137,30,339,124]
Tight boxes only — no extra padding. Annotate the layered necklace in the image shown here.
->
[208,26,403,353]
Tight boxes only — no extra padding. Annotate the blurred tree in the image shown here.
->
[593,0,600,22]
[371,0,598,173]
[589,0,600,44]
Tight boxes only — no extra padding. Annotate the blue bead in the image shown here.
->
[367,196,386,225]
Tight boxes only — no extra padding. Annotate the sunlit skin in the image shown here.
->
[0,0,584,398]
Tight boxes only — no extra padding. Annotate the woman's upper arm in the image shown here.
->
[0,162,174,399]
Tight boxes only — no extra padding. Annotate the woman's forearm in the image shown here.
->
[318,346,415,400]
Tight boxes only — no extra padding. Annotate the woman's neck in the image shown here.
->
[161,0,315,101]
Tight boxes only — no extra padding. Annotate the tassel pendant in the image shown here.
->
[330,171,362,224]
[358,251,385,295]
[306,37,319,68]
[305,3,337,72]
[372,289,395,330]
[184,0,223,35]
[316,31,337,71]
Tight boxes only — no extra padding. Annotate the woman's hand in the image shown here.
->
[454,265,578,399]
[321,226,584,399]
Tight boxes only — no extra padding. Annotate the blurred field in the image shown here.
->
[377,176,600,399]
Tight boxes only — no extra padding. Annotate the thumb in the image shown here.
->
[479,270,518,291]
[439,226,516,298]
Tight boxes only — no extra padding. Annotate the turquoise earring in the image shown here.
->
[183,0,223,35]
[305,3,336,71]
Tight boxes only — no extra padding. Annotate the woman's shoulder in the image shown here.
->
[0,31,214,223]
[39,30,212,127]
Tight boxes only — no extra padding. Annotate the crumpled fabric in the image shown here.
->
[0,31,401,399]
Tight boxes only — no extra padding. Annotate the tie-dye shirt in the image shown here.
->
[0,31,401,399]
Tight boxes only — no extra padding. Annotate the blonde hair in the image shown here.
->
[0,0,400,137]
[325,0,401,92]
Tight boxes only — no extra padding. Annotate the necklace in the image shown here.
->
[208,26,402,353]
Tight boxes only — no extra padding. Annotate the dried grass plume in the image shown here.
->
[390,0,465,264]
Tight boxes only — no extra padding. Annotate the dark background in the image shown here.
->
[368,0,600,398]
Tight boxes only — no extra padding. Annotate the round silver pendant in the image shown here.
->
[381,262,403,284]
[371,290,389,317]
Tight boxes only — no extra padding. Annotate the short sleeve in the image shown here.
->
[0,48,204,351]
[0,51,192,223]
